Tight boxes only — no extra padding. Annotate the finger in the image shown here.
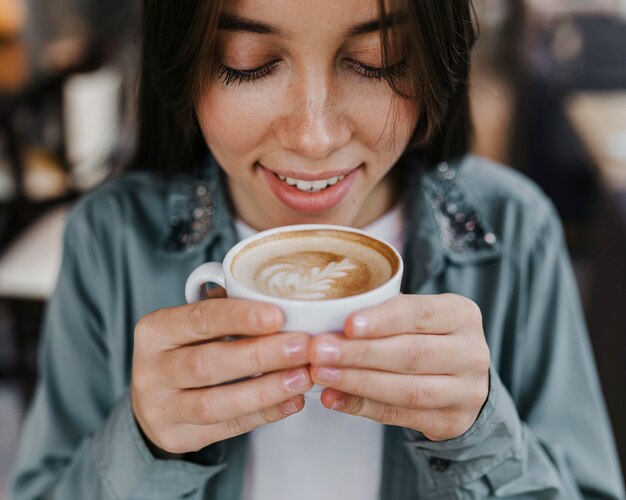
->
[163,396,305,453]
[319,389,454,439]
[320,388,423,426]
[322,389,477,441]
[310,333,473,374]
[163,333,310,388]
[138,299,284,347]
[344,294,482,338]
[206,395,306,443]
[310,367,464,409]
[172,367,313,425]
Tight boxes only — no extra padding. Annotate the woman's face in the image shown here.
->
[196,0,417,230]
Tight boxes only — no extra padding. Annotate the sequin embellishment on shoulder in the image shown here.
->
[162,176,218,253]
[425,162,498,256]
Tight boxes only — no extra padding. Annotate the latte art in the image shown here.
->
[231,229,398,300]
[258,254,361,299]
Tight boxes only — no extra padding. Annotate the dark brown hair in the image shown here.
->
[133,0,476,173]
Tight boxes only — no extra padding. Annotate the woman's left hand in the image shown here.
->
[309,294,490,441]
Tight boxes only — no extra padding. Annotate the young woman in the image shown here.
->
[9,0,625,499]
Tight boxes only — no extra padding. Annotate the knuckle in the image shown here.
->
[464,299,483,326]
[134,317,148,338]
[466,337,490,373]
[132,370,150,394]
[354,341,370,367]
[227,417,248,436]
[349,396,365,415]
[260,406,281,424]
[133,390,152,421]
[253,379,272,409]
[355,370,372,397]
[189,303,207,334]
[188,348,208,382]
[406,383,429,408]
[405,339,424,373]
[132,360,158,395]
[376,404,400,424]
[198,394,218,424]
[470,387,487,409]
[413,300,434,328]
[476,346,491,373]
[134,314,156,343]
[249,342,266,372]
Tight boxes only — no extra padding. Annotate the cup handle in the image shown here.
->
[185,263,225,304]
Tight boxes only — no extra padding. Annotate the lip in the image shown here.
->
[259,163,361,213]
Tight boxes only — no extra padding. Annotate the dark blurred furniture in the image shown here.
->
[0,32,97,404]
[566,91,626,477]
[0,34,99,243]
[0,1,140,408]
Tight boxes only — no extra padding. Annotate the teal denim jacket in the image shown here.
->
[8,155,626,499]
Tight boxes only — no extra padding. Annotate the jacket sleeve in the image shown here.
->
[403,201,625,499]
[7,206,226,500]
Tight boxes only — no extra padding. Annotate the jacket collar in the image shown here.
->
[402,155,501,291]
[160,154,501,288]
[160,155,237,259]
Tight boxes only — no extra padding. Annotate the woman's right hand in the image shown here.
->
[130,292,312,455]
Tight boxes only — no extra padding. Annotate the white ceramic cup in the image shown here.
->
[185,224,404,395]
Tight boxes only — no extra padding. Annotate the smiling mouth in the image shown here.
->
[260,163,360,213]
[274,173,346,193]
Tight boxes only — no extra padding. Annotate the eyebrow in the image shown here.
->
[217,13,400,37]
[218,13,279,35]
[347,17,399,37]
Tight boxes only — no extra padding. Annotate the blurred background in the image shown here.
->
[0,0,625,495]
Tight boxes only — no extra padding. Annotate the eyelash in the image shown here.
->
[215,60,281,86]
[215,59,407,86]
[344,59,408,81]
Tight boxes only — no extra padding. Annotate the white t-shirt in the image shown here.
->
[235,205,405,500]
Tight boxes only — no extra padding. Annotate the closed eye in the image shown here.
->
[344,59,408,81]
[215,60,281,85]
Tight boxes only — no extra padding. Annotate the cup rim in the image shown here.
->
[223,223,404,305]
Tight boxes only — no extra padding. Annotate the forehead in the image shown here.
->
[222,0,389,40]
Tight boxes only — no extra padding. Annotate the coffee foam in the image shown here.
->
[231,230,398,300]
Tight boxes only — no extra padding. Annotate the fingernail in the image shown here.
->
[280,400,299,415]
[316,367,341,383]
[283,369,310,392]
[255,307,280,330]
[316,342,340,363]
[331,398,346,410]
[351,316,371,337]
[283,336,308,360]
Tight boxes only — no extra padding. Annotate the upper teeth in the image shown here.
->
[277,174,345,192]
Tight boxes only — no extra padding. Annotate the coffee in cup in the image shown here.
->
[185,224,403,335]
[230,229,399,301]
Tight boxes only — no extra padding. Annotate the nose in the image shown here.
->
[274,70,352,161]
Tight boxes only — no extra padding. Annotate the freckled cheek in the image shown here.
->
[198,87,283,158]
[197,83,416,163]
